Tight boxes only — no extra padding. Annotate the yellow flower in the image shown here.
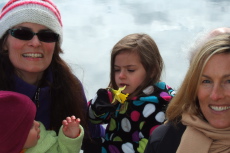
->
[111,86,129,104]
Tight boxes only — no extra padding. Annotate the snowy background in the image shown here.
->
[1,0,230,100]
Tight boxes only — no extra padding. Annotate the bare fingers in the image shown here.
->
[62,116,81,129]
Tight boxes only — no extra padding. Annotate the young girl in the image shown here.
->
[0,91,84,153]
[88,33,175,153]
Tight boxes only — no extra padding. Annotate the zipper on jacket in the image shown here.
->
[34,88,40,108]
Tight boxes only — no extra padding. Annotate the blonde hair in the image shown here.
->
[189,27,230,63]
[167,34,230,123]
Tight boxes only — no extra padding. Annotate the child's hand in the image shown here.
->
[62,116,81,138]
[91,89,116,114]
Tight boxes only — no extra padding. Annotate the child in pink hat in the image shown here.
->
[0,91,84,153]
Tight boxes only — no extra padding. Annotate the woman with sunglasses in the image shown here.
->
[0,0,104,152]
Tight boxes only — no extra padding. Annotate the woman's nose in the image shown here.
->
[28,35,41,47]
[210,85,224,101]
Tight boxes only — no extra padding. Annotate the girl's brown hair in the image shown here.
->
[109,33,164,98]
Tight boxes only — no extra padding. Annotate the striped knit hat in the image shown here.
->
[0,0,63,44]
[0,91,36,153]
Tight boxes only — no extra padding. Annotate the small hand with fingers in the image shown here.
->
[62,115,81,138]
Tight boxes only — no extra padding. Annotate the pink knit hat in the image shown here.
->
[0,91,36,153]
[0,0,63,44]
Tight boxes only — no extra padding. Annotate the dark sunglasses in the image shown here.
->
[8,28,59,43]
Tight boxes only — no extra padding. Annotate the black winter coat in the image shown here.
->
[144,121,186,153]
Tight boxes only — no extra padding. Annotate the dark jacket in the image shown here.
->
[14,72,52,129]
[12,70,105,153]
[144,121,186,153]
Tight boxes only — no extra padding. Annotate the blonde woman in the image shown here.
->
[145,34,230,153]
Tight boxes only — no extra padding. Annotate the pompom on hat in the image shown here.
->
[0,0,63,44]
[0,91,36,153]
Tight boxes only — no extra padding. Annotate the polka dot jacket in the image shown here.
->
[88,82,175,153]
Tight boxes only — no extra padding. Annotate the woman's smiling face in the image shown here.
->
[4,22,56,81]
[197,53,230,129]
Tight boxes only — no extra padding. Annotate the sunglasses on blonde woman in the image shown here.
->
[8,28,59,43]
